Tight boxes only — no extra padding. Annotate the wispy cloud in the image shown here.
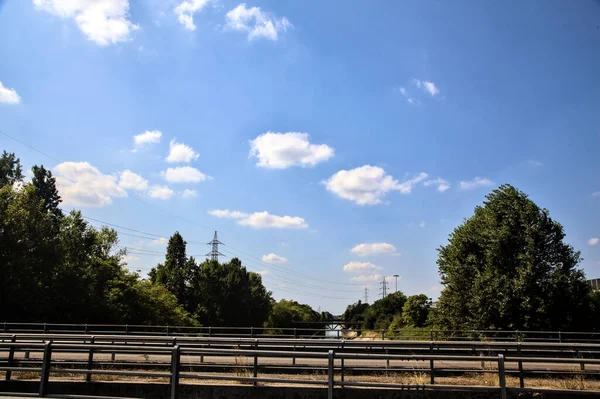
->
[225,3,291,41]
[424,178,450,192]
[132,130,162,152]
[528,160,543,167]
[351,243,397,257]
[588,238,599,246]
[459,177,494,190]
[343,261,382,272]
[174,0,211,31]
[412,78,440,96]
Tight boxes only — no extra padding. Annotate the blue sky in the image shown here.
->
[1,0,599,314]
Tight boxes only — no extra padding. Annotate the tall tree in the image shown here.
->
[31,165,63,219]
[402,294,432,327]
[0,151,23,187]
[150,232,192,305]
[436,184,589,331]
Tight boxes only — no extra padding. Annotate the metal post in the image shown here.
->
[5,335,16,381]
[43,323,47,334]
[386,347,390,369]
[167,325,170,336]
[253,339,258,386]
[294,328,297,339]
[84,324,88,335]
[111,341,115,362]
[250,327,254,338]
[208,326,212,338]
[558,331,562,343]
[327,350,334,399]
[170,345,180,399]
[86,336,95,382]
[517,343,524,388]
[39,342,52,397]
[340,340,345,383]
[498,354,507,399]
[3,322,6,333]
[430,341,435,384]
[125,324,129,335]
[292,345,296,366]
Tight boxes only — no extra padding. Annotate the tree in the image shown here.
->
[362,292,407,330]
[342,300,370,326]
[265,299,320,329]
[31,165,63,219]
[436,184,590,331]
[402,294,432,327]
[150,232,192,306]
[0,151,23,187]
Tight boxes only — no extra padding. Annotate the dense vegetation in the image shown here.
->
[1,151,598,332]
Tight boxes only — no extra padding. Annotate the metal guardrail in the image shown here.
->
[3,322,600,342]
[2,339,600,398]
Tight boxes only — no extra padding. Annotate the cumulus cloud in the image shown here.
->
[424,178,450,192]
[588,238,599,246]
[148,185,174,200]
[166,139,199,163]
[351,242,397,257]
[0,82,20,104]
[262,253,288,264]
[34,0,138,46]
[412,79,439,96]
[132,130,162,151]
[323,165,428,205]
[208,209,308,229]
[174,0,210,31]
[249,132,334,169]
[350,274,382,282]
[343,261,382,273]
[54,162,127,207]
[161,166,210,183]
[118,170,148,191]
[225,3,291,41]
[459,177,494,190]
[181,189,197,199]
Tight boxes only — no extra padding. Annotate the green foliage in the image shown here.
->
[342,300,370,327]
[0,156,197,325]
[436,184,590,331]
[149,232,192,308]
[0,151,23,187]
[362,292,407,330]
[402,294,432,327]
[266,299,320,328]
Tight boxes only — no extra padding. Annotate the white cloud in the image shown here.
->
[588,238,599,246]
[249,132,334,169]
[208,209,308,229]
[148,185,174,200]
[419,221,426,228]
[118,170,148,191]
[262,253,288,263]
[166,139,199,163]
[459,177,494,190]
[399,87,406,95]
[424,178,450,192]
[34,0,138,46]
[54,162,127,207]
[343,261,382,273]
[174,0,210,31]
[412,79,439,96]
[161,166,210,183]
[351,242,397,257]
[181,189,197,199]
[133,130,162,151]
[528,160,543,167]
[225,3,291,41]
[592,192,600,197]
[150,237,168,246]
[0,82,20,104]
[208,209,249,218]
[323,165,428,205]
[350,273,383,282]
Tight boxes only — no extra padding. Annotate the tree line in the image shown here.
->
[1,150,599,332]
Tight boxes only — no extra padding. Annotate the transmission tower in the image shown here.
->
[363,286,369,303]
[379,276,388,298]
[206,231,224,261]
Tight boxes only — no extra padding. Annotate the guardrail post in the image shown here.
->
[498,354,507,399]
[43,323,47,334]
[170,345,180,399]
[517,342,524,388]
[294,328,297,339]
[39,341,52,397]
[125,324,129,335]
[253,339,258,386]
[166,325,170,336]
[208,326,212,338]
[385,347,390,369]
[340,341,345,383]
[111,341,116,362]
[327,350,334,399]
[250,327,254,338]
[84,324,88,334]
[5,335,16,381]
[3,322,6,333]
[558,331,562,343]
[429,341,435,384]
[86,336,95,382]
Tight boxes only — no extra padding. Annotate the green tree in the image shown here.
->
[402,294,432,327]
[31,165,63,219]
[265,299,320,328]
[150,232,192,306]
[362,292,407,330]
[342,300,370,327]
[0,151,23,187]
[436,184,589,331]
